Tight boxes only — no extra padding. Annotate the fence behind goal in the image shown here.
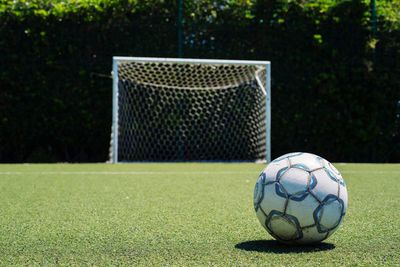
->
[110,57,271,163]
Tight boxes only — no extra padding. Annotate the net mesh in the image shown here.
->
[112,61,267,162]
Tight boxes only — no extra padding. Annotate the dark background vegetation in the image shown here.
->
[0,0,399,162]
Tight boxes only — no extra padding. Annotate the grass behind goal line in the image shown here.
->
[0,163,399,266]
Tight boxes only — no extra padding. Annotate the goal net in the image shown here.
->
[110,57,271,163]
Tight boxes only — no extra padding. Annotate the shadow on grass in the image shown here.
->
[235,240,335,254]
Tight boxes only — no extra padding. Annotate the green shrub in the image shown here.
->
[0,0,399,162]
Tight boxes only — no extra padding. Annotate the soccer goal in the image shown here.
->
[109,57,271,163]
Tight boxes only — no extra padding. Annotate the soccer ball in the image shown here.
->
[253,152,348,244]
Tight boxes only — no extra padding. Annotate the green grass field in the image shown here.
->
[0,163,399,266]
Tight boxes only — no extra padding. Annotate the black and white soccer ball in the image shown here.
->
[254,152,348,244]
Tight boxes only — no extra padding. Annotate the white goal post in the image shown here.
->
[110,57,271,163]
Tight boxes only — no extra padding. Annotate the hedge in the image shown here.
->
[0,0,399,162]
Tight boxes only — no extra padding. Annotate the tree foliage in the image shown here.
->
[0,0,399,162]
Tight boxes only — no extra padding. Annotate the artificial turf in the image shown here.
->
[0,163,399,266]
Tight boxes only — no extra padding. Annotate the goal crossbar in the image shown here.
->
[113,56,270,66]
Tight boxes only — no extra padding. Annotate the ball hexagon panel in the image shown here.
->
[329,161,340,173]
[253,174,265,211]
[272,152,303,163]
[320,159,346,187]
[286,194,320,227]
[310,168,339,202]
[331,168,346,187]
[288,152,324,172]
[259,183,287,216]
[337,175,346,187]
[266,211,302,242]
[324,223,342,240]
[314,195,345,233]
[255,208,268,229]
[263,160,290,183]
[338,183,348,214]
[322,159,340,175]
[278,168,310,200]
[297,226,328,244]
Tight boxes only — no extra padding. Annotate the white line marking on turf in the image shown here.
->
[0,170,398,175]
[0,171,261,175]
